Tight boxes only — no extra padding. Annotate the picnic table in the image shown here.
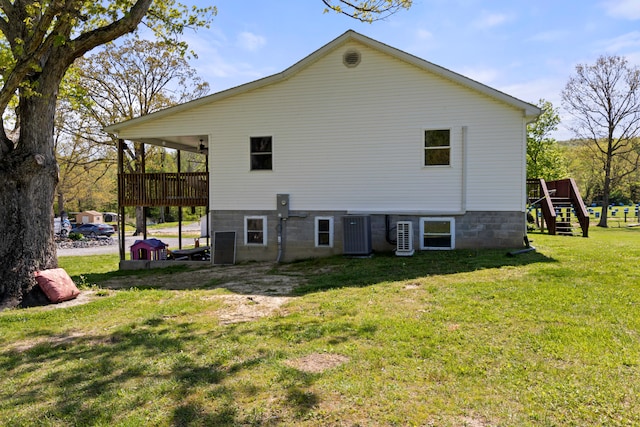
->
[169,246,210,261]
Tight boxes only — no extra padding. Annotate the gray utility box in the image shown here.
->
[343,215,372,256]
[277,194,290,219]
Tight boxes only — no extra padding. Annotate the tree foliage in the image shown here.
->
[0,1,214,308]
[322,0,412,21]
[562,55,640,227]
[57,38,209,232]
[527,99,568,181]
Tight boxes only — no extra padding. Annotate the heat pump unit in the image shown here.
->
[343,215,372,256]
[395,221,414,256]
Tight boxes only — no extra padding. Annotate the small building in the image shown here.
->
[130,238,168,261]
[75,210,103,224]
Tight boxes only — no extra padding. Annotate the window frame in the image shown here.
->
[423,128,451,167]
[249,136,273,171]
[419,217,455,250]
[314,216,334,248]
[244,215,268,246]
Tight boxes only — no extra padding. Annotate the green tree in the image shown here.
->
[562,55,640,227]
[527,99,568,180]
[0,1,215,309]
[60,38,209,234]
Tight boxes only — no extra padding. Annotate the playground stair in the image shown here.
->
[527,178,589,237]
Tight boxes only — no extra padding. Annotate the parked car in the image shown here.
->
[73,223,115,238]
[54,217,72,237]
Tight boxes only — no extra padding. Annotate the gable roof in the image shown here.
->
[104,30,540,142]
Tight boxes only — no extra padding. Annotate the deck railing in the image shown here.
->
[118,172,208,207]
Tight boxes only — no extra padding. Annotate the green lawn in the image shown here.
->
[1,227,639,426]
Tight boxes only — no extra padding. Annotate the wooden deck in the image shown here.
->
[118,172,208,207]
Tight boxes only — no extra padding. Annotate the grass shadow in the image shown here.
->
[285,247,554,294]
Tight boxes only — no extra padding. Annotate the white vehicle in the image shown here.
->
[54,217,72,237]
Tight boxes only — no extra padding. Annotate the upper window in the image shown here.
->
[315,216,334,248]
[245,216,267,246]
[424,129,450,166]
[420,217,455,250]
[250,136,272,170]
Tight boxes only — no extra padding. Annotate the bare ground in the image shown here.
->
[43,262,306,324]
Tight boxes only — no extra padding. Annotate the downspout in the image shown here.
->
[276,218,285,263]
[461,126,467,213]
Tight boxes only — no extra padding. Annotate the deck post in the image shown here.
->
[177,150,182,249]
[118,139,126,261]
[142,144,147,240]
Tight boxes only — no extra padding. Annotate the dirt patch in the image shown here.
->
[101,262,303,296]
[205,294,292,325]
[21,263,305,326]
[284,353,350,373]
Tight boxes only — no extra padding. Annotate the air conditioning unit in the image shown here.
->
[343,215,372,256]
[395,221,414,256]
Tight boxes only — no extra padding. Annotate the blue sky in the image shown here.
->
[180,0,640,140]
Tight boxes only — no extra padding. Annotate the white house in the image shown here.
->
[105,30,540,263]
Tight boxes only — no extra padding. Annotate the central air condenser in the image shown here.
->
[342,215,372,256]
[395,221,415,256]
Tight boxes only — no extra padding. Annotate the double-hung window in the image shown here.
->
[424,129,450,166]
[250,136,272,170]
[245,216,267,246]
[315,217,334,247]
[420,217,455,250]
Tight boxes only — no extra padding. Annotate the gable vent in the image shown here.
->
[343,50,361,68]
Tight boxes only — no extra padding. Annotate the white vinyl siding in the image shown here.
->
[117,40,526,214]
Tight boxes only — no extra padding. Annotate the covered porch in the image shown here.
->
[115,134,210,267]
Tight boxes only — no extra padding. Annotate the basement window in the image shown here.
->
[424,129,450,166]
[250,136,272,170]
[245,216,267,246]
[315,216,334,247]
[420,217,455,250]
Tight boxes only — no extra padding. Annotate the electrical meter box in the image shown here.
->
[277,194,290,219]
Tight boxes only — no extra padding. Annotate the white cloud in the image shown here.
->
[415,29,433,40]
[180,30,272,92]
[597,31,640,53]
[500,78,574,140]
[237,32,267,52]
[602,0,640,20]
[459,66,500,85]
[473,12,512,29]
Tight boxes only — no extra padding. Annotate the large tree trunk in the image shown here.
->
[0,94,59,309]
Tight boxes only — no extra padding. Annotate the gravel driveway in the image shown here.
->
[57,223,205,257]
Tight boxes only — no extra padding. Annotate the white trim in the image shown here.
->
[244,215,268,246]
[419,217,455,250]
[314,216,334,247]
[347,210,466,215]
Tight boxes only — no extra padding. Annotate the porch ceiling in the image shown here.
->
[130,135,208,154]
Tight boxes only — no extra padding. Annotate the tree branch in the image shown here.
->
[67,0,153,63]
